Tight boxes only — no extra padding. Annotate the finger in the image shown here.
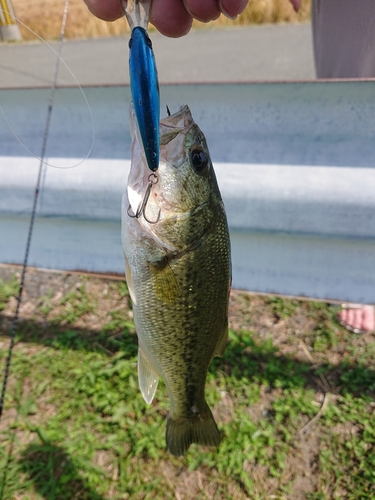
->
[183,0,221,22]
[362,306,375,332]
[342,308,354,330]
[342,308,360,330]
[338,308,349,326]
[352,308,363,331]
[150,0,193,37]
[83,0,124,21]
[289,0,301,13]
[218,0,248,20]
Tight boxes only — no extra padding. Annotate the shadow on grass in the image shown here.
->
[211,329,375,398]
[17,440,104,500]
[0,314,138,357]
[1,315,375,398]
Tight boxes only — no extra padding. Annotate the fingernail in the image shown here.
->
[218,0,237,20]
[182,0,211,23]
[182,0,200,20]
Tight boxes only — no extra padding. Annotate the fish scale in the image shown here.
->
[122,104,231,456]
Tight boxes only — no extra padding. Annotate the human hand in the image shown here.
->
[83,0,249,37]
[289,0,301,12]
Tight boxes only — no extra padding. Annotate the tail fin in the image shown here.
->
[166,402,220,457]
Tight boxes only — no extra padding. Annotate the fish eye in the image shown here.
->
[190,148,209,174]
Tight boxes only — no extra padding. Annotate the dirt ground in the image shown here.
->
[1,263,374,499]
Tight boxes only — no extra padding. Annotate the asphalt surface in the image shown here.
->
[0,23,315,87]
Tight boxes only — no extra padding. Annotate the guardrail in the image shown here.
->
[1,83,374,302]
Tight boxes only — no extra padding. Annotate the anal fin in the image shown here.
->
[138,347,159,404]
[213,326,228,357]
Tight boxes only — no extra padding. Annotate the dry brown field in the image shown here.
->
[10,0,311,41]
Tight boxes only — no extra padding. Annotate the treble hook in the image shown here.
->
[127,173,161,224]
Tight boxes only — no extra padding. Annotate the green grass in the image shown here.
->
[57,283,96,324]
[0,272,375,499]
[0,275,19,311]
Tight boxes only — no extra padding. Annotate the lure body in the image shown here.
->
[129,26,160,172]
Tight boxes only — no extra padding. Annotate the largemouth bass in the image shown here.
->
[122,104,231,456]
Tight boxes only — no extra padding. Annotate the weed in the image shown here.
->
[102,310,133,335]
[117,281,129,299]
[1,268,375,499]
[313,323,339,352]
[266,296,299,320]
[37,290,54,316]
[0,275,18,311]
[57,284,95,324]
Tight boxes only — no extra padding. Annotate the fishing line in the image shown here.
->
[0,7,95,169]
[0,0,71,421]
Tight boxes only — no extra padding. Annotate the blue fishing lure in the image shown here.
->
[129,26,160,172]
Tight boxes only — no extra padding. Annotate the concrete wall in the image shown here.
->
[1,83,374,302]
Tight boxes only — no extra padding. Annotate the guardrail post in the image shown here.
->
[0,0,22,41]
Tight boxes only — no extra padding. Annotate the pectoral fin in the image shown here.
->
[148,258,178,304]
[213,326,228,357]
[138,347,159,404]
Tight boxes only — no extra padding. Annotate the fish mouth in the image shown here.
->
[158,105,198,175]
[130,102,194,147]
[159,104,195,143]
[128,103,196,212]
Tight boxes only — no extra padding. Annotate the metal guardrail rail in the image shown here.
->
[1,83,374,302]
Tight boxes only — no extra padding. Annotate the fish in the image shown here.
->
[122,103,231,456]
